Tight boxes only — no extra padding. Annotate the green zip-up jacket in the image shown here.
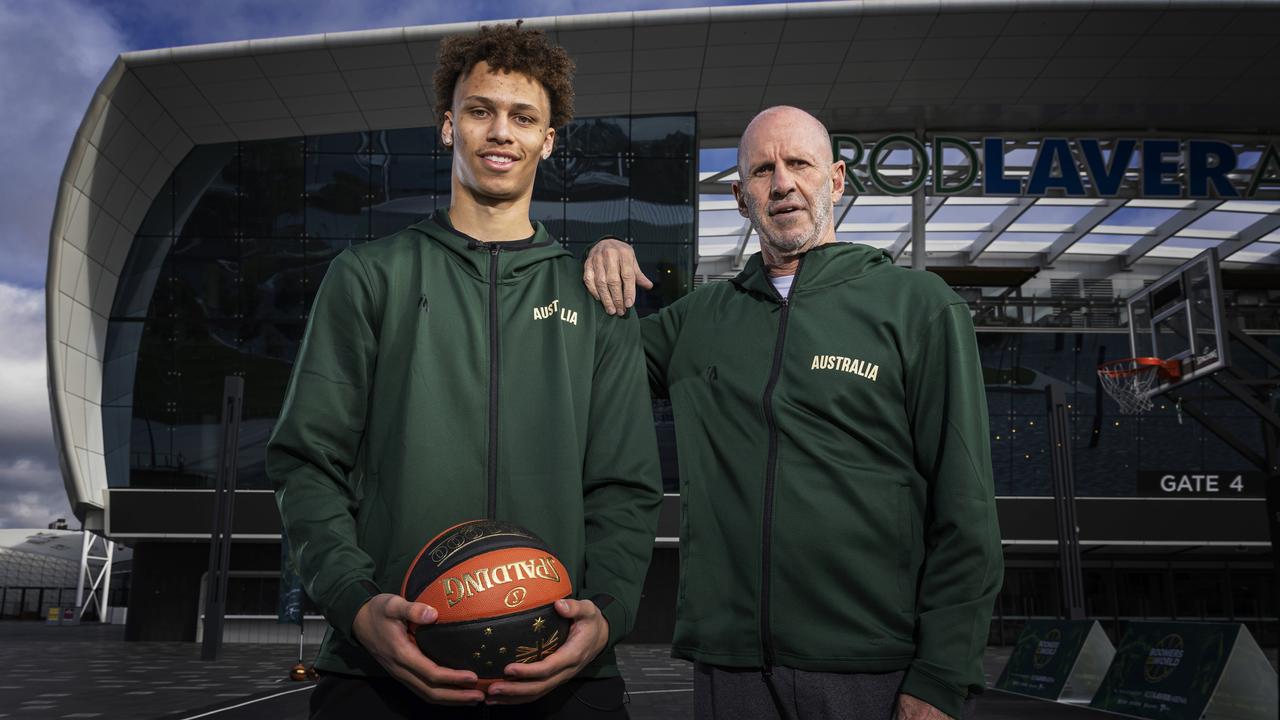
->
[643,242,1002,719]
[267,211,662,679]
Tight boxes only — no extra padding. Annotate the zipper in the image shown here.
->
[759,260,801,678]
[487,245,500,520]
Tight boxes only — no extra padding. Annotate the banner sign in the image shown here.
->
[1136,471,1265,498]
[1090,621,1277,720]
[995,619,1114,701]
[832,135,1280,199]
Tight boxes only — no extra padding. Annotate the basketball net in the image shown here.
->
[1097,358,1180,415]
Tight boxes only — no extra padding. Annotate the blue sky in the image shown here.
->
[0,0,785,529]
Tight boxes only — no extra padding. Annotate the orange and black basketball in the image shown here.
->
[400,519,573,680]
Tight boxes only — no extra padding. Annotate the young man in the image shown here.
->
[583,107,1002,720]
[269,24,662,719]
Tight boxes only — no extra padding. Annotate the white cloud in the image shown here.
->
[0,485,69,530]
[0,282,68,529]
[0,1,128,288]
[0,283,51,446]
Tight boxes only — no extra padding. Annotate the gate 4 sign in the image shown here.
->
[1136,472,1264,498]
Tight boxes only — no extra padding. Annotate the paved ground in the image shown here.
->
[0,621,1271,719]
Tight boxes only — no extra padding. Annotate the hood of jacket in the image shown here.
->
[409,208,571,284]
[731,241,891,301]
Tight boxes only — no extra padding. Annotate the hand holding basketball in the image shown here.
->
[351,593,484,706]
[483,597,610,704]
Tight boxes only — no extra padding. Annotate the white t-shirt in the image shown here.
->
[769,273,795,299]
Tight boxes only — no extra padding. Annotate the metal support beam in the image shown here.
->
[889,196,942,262]
[833,194,856,236]
[1046,382,1085,620]
[1172,397,1269,472]
[1043,200,1127,265]
[911,170,926,271]
[201,376,245,661]
[1121,200,1224,267]
[1207,212,1280,262]
[968,198,1036,262]
[1214,373,1280,433]
[75,531,114,623]
[1229,326,1280,371]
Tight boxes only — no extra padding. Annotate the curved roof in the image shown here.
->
[46,0,1280,525]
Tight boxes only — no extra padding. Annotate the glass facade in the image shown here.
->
[105,115,696,490]
[102,112,1267,498]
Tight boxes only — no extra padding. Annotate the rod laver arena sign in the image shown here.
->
[832,135,1280,199]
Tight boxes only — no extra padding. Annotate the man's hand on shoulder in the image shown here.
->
[583,237,652,316]
[351,593,485,705]
[483,598,609,705]
[895,693,955,720]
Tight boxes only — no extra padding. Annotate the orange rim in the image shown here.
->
[1097,357,1181,380]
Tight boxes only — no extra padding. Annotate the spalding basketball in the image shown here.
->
[401,519,572,680]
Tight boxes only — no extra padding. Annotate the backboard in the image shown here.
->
[1126,248,1230,397]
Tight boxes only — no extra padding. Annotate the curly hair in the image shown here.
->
[433,22,576,130]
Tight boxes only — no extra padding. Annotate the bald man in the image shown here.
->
[583,107,1002,720]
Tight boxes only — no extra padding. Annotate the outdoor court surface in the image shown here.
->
[2,622,1233,720]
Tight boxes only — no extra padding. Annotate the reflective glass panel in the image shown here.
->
[168,237,240,319]
[630,158,693,244]
[305,153,371,238]
[531,156,565,240]
[566,156,629,242]
[371,154,436,237]
[175,145,238,240]
[240,238,308,321]
[563,116,629,157]
[379,127,435,156]
[307,131,368,155]
[241,139,304,238]
[113,236,173,319]
[631,114,694,158]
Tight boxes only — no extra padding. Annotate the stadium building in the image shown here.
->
[46,1,1279,646]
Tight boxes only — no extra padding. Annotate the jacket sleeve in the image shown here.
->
[268,249,381,641]
[638,296,688,398]
[578,308,664,652]
[900,301,1004,719]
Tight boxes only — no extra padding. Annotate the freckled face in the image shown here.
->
[442,61,556,205]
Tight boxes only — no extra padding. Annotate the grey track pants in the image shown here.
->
[694,664,977,720]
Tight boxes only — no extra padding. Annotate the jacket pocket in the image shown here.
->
[896,483,917,617]
[677,478,691,604]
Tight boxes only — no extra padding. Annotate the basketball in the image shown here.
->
[400,519,573,680]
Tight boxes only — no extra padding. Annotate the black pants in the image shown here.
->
[694,664,978,720]
[310,672,629,719]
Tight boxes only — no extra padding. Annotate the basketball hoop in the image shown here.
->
[1096,358,1181,415]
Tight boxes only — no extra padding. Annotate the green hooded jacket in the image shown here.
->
[268,211,663,678]
[642,242,1003,718]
